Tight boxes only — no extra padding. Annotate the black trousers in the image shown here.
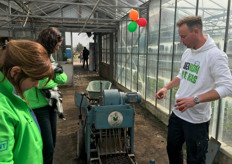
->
[33,106,57,164]
[82,58,88,68]
[167,112,209,164]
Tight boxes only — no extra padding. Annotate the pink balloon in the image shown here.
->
[136,18,147,27]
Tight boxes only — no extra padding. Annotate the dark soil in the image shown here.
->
[53,61,169,164]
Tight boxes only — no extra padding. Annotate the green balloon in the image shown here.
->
[128,21,137,32]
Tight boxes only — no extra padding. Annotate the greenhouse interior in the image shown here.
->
[1,0,232,164]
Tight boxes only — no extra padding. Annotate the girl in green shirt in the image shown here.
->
[0,40,53,164]
[24,27,67,164]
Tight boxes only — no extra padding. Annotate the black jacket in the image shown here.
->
[83,48,89,59]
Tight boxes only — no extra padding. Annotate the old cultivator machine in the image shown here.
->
[75,80,141,164]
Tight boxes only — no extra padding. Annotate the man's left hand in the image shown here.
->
[174,97,196,112]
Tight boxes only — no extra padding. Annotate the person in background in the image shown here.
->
[24,27,68,164]
[80,51,83,63]
[156,15,232,164]
[82,47,89,68]
[0,40,53,164]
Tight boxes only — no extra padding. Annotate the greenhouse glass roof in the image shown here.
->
[0,0,149,32]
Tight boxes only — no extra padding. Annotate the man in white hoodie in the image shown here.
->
[156,16,232,164]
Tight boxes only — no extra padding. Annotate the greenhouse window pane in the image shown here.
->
[121,20,127,87]
[132,29,139,92]
[198,0,227,51]
[212,0,232,148]
[157,0,176,112]
[117,22,122,84]
[171,0,196,109]
[126,20,132,90]
[138,26,147,97]
[147,0,160,103]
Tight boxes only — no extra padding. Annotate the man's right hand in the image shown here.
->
[155,87,168,99]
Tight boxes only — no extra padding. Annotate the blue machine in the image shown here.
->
[75,88,141,164]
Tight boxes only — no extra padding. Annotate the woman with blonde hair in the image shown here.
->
[0,40,53,163]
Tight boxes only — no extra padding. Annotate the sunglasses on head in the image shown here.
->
[57,34,62,41]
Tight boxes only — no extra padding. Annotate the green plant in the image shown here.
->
[76,43,84,52]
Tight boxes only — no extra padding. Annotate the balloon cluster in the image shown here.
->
[128,9,147,32]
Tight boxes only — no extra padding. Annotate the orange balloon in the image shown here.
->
[129,9,139,21]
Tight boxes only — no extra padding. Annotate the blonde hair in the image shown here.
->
[176,16,203,32]
[0,40,54,98]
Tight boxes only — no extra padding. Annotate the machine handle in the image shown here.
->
[79,92,86,120]
[150,159,155,164]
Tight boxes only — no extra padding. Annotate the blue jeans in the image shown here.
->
[33,106,57,164]
[167,112,209,164]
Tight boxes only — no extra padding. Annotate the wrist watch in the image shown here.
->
[194,96,200,104]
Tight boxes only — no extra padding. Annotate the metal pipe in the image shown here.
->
[23,9,30,27]
[155,0,162,108]
[7,0,11,36]
[26,0,147,9]
[78,0,102,35]
[137,17,140,92]
[0,16,19,27]
[0,13,121,22]
[169,0,177,114]
[0,26,115,33]
[145,5,149,101]
[196,0,199,16]
[13,0,31,14]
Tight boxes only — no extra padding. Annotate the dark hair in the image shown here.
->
[176,16,203,31]
[36,27,63,56]
[0,40,54,98]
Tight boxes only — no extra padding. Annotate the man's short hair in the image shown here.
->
[176,16,203,31]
